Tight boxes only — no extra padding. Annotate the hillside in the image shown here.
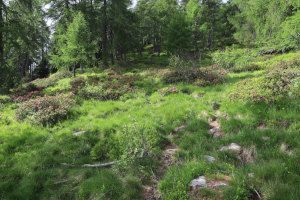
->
[0,50,299,199]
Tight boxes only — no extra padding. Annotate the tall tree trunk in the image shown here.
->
[73,64,76,77]
[102,0,108,68]
[0,0,3,64]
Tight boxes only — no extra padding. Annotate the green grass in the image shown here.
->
[0,51,299,199]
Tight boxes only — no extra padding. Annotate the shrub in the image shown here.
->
[13,91,42,103]
[212,48,260,72]
[79,84,132,101]
[70,77,86,94]
[117,124,164,168]
[31,71,72,88]
[0,95,11,104]
[157,87,180,96]
[162,68,225,87]
[229,64,299,103]
[15,93,76,125]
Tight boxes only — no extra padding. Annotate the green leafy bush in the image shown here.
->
[31,71,72,88]
[117,124,164,168]
[162,68,225,86]
[157,87,180,96]
[0,95,11,104]
[79,84,132,101]
[229,64,299,103]
[15,93,76,125]
[212,48,261,72]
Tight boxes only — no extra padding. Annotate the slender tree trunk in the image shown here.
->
[80,66,84,74]
[102,0,108,68]
[0,0,3,64]
[73,64,76,77]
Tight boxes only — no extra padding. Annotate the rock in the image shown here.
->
[262,136,270,140]
[73,131,88,136]
[240,145,257,163]
[209,127,220,134]
[213,133,222,138]
[213,183,228,188]
[174,125,185,133]
[248,173,254,178]
[280,143,295,156]
[219,143,242,154]
[190,176,207,189]
[257,123,268,130]
[204,155,215,163]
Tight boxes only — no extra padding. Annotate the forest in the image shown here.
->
[0,0,299,199]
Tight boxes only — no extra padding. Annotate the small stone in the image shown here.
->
[73,131,88,136]
[204,155,215,163]
[248,173,254,178]
[190,176,207,189]
[213,183,228,188]
[213,133,222,138]
[280,143,295,156]
[174,125,185,133]
[209,127,220,134]
[219,143,242,154]
[262,136,270,140]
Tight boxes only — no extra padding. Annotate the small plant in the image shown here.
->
[0,95,11,104]
[15,93,76,125]
[117,124,164,169]
[157,87,180,96]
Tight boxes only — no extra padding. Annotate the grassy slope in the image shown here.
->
[0,52,299,200]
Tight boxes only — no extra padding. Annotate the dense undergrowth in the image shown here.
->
[0,50,299,200]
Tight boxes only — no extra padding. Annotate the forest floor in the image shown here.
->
[0,51,299,200]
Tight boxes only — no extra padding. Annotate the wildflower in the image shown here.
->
[258,98,260,101]
[252,99,256,102]
[269,99,271,102]
[272,97,274,100]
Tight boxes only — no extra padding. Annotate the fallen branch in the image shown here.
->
[82,161,116,168]
[54,179,71,185]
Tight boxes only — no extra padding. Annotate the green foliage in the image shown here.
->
[51,12,97,74]
[31,71,72,88]
[15,94,76,125]
[165,12,191,54]
[0,95,11,104]
[229,64,299,103]
[117,124,164,168]
[79,84,132,101]
[162,67,225,86]
[212,48,261,72]
[157,87,180,96]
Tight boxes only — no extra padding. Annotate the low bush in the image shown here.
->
[31,71,72,88]
[162,68,225,87]
[229,64,299,103]
[117,124,164,169]
[0,95,11,104]
[79,84,132,101]
[157,87,180,96]
[15,93,76,125]
[13,91,42,103]
[212,48,261,72]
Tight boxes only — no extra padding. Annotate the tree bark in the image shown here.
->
[102,0,108,68]
[0,0,3,63]
[73,64,76,77]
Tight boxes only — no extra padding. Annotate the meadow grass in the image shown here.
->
[0,52,299,199]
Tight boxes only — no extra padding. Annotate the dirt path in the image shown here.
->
[143,133,179,200]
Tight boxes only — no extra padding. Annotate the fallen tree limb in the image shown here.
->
[82,161,116,168]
